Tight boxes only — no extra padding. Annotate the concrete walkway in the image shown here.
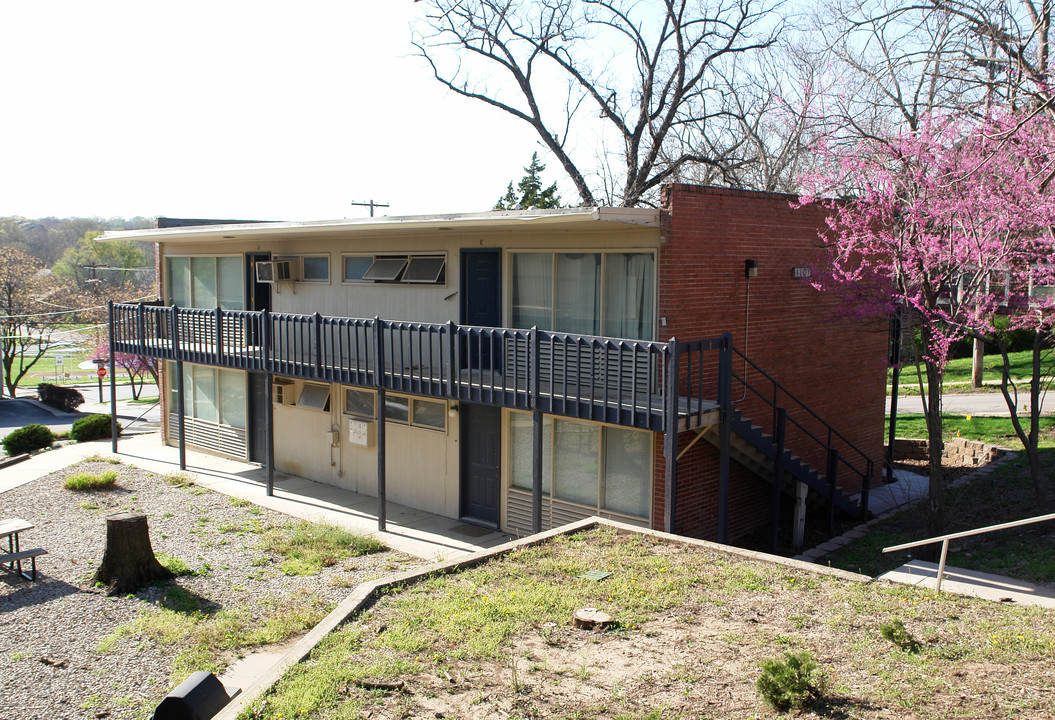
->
[0,432,512,563]
[879,560,1055,608]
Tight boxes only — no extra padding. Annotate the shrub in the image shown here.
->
[2,423,55,456]
[70,414,120,442]
[64,470,118,490]
[37,383,85,412]
[880,619,921,653]
[757,651,823,712]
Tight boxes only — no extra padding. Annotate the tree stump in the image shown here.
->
[572,608,614,631]
[91,512,173,596]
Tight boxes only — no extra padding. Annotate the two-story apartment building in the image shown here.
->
[105,184,886,547]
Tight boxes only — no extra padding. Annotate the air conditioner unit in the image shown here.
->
[256,260,300,283]
[273,381,295,405]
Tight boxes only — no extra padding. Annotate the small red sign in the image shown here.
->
[97,367,107,378]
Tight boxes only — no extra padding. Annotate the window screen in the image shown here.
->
[412,399,446,429]
[344,388,375,418]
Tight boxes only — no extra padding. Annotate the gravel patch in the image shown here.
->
[0,459,418,720]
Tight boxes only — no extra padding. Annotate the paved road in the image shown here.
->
[0,381,161,437]
[887,391,1046,417]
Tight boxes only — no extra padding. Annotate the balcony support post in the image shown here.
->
[262,310,274,496]
[108,301,119,453]
[374,317,387,532]
[176,359,187,471]
[530,326,543,534]
[771,408,786,553]
[717,333,733,544]
[663,339,679,534]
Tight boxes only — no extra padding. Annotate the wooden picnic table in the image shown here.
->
[0,517,46,581]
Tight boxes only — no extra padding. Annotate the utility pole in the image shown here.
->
[350,200,390,218]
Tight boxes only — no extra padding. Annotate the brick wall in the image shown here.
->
[652,184,887,542]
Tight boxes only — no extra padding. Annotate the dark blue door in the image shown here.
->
[460,249,501,368]
[460,403,501,525]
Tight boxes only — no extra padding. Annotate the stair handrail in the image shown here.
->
[882,511,1055,592]
[730,344,869,472]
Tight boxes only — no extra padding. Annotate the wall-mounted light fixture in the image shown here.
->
[448,402,459,418]
[744,259,758,278]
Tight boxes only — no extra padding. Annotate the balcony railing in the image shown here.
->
[110,302,725,432]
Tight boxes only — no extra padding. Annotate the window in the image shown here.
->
[382,394,447,431]
[511,251,654,340]
[403,256,446,283]
[167,256,244,309]
[509,412,651,519]
[301,255,330,283]
[364,257,409,282]
[298,383,331,411]
[166,363,246,430]
[411,398,446,429]
[344,388,375,419]
[342,255,374,282]
[348,254,447,284]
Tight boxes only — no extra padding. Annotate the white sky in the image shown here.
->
[0,2,557,221]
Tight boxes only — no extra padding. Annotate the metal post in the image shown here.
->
[108,301,118,452]
[374,317,386,532]
[827,448,839,532]
[663,340,679,534]
[215,306,223,364]
[771,408,786,553]
[936,538,950,593]
[262,310,274,497]
[530,326,543,534]
[314,312,323,379]
[176,359,187,471]
[887,364,900,485]
[717,334,733,543]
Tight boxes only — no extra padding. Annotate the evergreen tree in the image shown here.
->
[494,153,562,210]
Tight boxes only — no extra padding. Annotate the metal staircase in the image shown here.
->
[700,407,865,519]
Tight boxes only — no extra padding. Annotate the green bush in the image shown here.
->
[70,414,120,442]
[757,651,823,712]
[2,423,56,456]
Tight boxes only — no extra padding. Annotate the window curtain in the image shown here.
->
[603,253,654,340]
[512,253,553,329]
[191,257,217,308]
[555,253,601,335]
[553,418,599,506]
[168,258,190,307]
[510,412,552,494]
[217,257,244,310]
[602,426,651,517]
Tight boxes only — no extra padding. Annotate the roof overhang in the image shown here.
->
[100,207,660,244]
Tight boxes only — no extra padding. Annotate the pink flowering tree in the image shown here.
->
[802,112,1055,534]
[92,341,159,400]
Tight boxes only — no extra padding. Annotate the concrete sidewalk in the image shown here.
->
[0,432,512,562]
[879,559,1055,608]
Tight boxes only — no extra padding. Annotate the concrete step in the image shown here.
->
[878,560,1055,608]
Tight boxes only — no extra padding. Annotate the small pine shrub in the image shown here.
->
[37,383,85,412]
[64,470,118,490]
[70,414,120,442]
[880,619,921,653]
[757,651,823,712]
[2,423,55,456]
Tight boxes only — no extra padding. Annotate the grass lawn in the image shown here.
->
[889,349,1055,393]
[245,526,1055,720]
[887,413,1055,448]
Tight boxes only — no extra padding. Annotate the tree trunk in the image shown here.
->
[924,356,945,558]
[971,337,984,388]
[91,512,173,596]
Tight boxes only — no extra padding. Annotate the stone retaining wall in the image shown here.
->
[891,437,1007,466]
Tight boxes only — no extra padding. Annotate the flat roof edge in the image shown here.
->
[100,207,660,243]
